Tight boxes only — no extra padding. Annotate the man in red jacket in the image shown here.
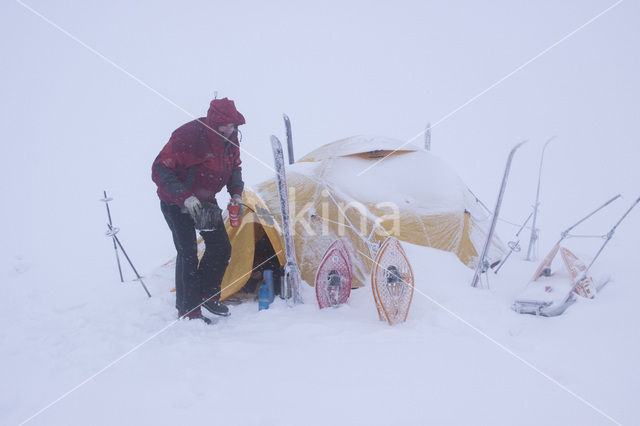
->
[152,97,245,323]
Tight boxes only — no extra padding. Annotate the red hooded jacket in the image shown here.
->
[152,98,246,205]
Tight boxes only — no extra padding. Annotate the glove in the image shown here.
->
[184,195,202,218]
[194,202,223,231]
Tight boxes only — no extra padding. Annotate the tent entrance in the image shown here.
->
[238,223,282,297]
[220,216,285,301]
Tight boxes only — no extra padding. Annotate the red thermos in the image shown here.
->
[229,198,241,228]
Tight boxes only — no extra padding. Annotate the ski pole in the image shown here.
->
[494,210,533,273]
[528,194,621,282]
[565,195,640,299]
[102,191,124,282]
[101,191,151,298]
[558,194,621,244]
[112,233,152,298]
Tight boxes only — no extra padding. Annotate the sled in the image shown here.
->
[512,273,578,317]
[513,247,602,316]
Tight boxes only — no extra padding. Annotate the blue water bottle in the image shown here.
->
[263,270,275,303]
[258,269,275,311]
[258,283,270,311]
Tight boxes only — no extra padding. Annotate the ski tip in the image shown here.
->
[283,113,290,122]
[270,135,281,146]
[508,140,527,155]
[609,194,622,204]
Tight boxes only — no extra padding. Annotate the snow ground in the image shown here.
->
[2,240,639,425]
[1,1,639,425]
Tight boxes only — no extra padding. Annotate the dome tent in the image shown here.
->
[217,135,505,300]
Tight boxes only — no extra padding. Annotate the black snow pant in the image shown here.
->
[160,201,231,315]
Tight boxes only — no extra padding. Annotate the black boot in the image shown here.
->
[179,308,213,324]
[202,298,230,317]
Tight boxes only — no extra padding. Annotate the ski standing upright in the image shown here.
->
[470,141,526,288]
[271,135,303,305]
[526,136,555,261]
[283,114,295,165]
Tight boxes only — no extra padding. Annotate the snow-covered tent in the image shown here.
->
[217,135,504,300]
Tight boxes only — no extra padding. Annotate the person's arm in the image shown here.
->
[153,162,196,204]
[152,136,197,206]
[227,145,244,197]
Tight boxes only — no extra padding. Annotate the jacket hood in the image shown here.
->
[206,98,246,127]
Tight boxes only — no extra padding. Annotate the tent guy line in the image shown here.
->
[18,251,283,426]
[356,0,625,178]
[15,0,278,176]
[356,249,622,426]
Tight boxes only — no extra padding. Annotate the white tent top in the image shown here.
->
[298,135,423,162]
[293,135,470,216]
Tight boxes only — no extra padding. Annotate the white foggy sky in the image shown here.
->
[0,0,638,269]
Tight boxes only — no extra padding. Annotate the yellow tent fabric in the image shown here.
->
[218,189,284,299]
[216,135,504,299]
